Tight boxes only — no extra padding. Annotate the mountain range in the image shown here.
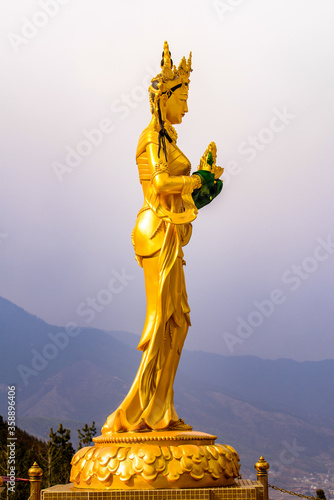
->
[1,296,333,486]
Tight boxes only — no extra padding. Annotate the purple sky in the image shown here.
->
[1,0,334,361]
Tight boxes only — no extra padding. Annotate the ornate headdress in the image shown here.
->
[149,41,192,110]
[149,41,192,160]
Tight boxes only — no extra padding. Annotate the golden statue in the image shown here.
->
[71,42,239,490]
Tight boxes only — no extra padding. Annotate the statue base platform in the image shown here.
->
[42,479,263,500]
[70,430,240,490]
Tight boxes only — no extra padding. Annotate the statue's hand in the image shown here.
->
[191,141,224,209]
[193,169,215,190]
[192,170,222,209]
[198,141,224,179]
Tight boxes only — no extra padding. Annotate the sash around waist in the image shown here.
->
[132,205,188,258]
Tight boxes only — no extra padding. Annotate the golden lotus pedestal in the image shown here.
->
[70,430,240,490]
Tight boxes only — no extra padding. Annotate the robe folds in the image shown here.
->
[102,125,197,432]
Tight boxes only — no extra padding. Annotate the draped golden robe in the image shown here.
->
[102,123,198,433]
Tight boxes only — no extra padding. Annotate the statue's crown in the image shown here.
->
[159,41,192,88]
[151,41,192,96]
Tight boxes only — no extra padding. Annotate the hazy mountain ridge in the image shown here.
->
[1,296,333,483]
[178,350,334,429]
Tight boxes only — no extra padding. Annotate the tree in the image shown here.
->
[0,415,48,499]
[78,421,97,449]
[45,424,75,487]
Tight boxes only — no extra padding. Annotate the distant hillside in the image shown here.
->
[1,296,333,485]
[178,351,334,429]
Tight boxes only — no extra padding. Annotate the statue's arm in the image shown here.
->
[146,143,201,194]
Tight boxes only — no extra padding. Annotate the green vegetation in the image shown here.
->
[0,414,47,499]
[41,423,75,487]
[78,421,97,449]
[0,416,98,498]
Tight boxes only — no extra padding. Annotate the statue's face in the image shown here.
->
[165,89,188,124]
